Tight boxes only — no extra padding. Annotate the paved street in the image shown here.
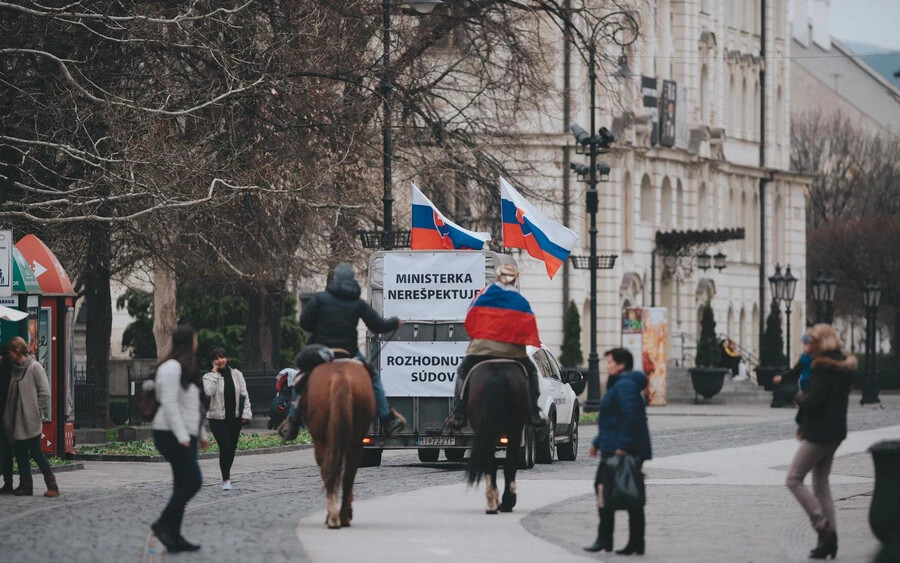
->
[1,395,898,562]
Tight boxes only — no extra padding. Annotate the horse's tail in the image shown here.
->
[323,367,353,493]
[467,370,508,485]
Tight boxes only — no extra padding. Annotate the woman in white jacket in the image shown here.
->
[151,326,207,554]
[202,347,251,490]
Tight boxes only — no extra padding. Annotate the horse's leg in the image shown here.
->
[484,473,499,514]
[340,447,360,527]
[500,430,521,512]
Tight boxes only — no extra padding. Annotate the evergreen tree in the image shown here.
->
[695,301,722,367]
[559,300,584,367]
[760,299,787,367]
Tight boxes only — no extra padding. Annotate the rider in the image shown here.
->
[443,263,546,432]
[298,262,406,436]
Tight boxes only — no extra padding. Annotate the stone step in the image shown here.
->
[664,367,773,404]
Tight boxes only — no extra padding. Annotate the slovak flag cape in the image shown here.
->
[410,184,491,250]
[500,177,578,278]
[464,284,541,347]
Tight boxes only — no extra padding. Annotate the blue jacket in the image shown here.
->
[592,370,652,460]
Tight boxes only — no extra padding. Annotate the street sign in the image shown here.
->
[0,230,12,297]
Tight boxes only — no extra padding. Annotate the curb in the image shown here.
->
[72,443,313,463]
[28,462,85,475]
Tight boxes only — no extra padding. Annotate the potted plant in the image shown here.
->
[756,300,788,390]
[688,301,729,401]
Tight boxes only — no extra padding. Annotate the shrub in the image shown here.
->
[759,300,787,367]
[695,301,721,367]
[559,300,584,367]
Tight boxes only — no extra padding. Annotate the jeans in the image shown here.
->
[153,431,202,536]
[14,435,55,483]
[786,439,840,533]
[0,431,14,486]
[208,418,242,481]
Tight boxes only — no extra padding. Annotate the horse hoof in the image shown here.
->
[340,519,351,527]
[485,510,498,515]
[326,515,341,529]
[499,504,513,513]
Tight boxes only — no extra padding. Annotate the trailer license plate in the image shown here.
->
[417,437,456,446]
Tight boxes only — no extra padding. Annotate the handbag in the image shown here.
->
[135,374,159,422]
[602,455,645,511]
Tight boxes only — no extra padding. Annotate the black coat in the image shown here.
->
[299,264,399,356]
[795,351,855,444]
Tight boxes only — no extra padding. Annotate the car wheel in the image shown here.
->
[360,448,383,467]
[444,448,465,462]
[557,405,579,461]
[418,448,440,463]
[535,413,556,464]
[517,425,535,469]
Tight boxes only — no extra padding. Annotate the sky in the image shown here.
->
[829,0,900,52]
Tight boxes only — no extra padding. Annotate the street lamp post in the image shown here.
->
[861,278,882,405]
[769,264,798,363]
[812,270,838,324]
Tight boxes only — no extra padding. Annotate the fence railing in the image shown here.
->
[73,365,96,428]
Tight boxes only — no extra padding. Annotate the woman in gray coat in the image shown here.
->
[2,337,58,497]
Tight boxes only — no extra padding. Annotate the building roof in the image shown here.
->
[791,36,900,134]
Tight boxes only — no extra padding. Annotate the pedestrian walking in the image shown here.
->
[1,337,59,497]
[151,326,208,553]
[585,347,652,556]
[202,347,251,491]
[0,347,17,494]
[771,333,812,407]
[785,324,855,560]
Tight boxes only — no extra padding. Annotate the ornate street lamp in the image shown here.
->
[713,250,727,272]
[359,0,443,250]
[696,251,711,271]
[768,264,798,362]
[812,270,838,324]
[769,264,785,302]
[861,278,882,405]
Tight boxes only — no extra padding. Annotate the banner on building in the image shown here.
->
[383,252,485,321]
[641,76,659,145]
[675,83,689,149]
[642,307,668,406]
[380,341,469,397]
[0,230,12,297]
[659,79,677,147]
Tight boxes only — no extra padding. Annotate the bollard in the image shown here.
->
[869,440,900,563]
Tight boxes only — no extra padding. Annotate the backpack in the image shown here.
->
[135,373,159,422]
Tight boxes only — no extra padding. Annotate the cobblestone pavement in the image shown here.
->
[0,397,896,562]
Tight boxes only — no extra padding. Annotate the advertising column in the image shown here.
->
[642,308,668,406]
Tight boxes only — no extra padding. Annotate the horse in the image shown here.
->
[300,359,376,529]
[465,359,531,514]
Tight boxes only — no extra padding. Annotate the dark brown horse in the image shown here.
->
[465,359,530,514]
[300,359,375,528]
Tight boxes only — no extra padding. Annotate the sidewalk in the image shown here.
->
[296,424,898,562]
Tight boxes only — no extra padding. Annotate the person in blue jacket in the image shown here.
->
[585,347,652,556]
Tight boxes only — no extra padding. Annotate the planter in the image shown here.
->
[869,441,900,563]
[688,367,728,400]
[755,366,785,391]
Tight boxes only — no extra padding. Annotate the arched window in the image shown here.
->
[660,177,673,225]
[727,305,734,340]
[728,74,736,133]
[640,174,654,222]
[740,192,748,261]
[753,80,760,140]
[676,179,684,226]
[700,64,710,123]
[698,182,708,227]
[622,171,633,250]
[739,308,746,351]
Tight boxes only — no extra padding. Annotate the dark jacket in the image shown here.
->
[592,370,652,460]
[299,263,399,356]
[795,350,855,444]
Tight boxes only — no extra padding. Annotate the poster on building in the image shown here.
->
[380,341,469,397]
[621,307,644,377]
[642,307,668,406]
[659,79,677,147]
[0,230,11,297]
[641,76,659,145]
[675,83,689,150]
[38,307,52,422]
[383,252,485,321]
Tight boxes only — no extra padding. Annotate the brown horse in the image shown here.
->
[465,359,530,514]
[300,359,376,528]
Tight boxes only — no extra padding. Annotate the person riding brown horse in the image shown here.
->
[443,263,545,432]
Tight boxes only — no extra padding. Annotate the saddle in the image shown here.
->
[460,358,527,397]
[292,345,375,393]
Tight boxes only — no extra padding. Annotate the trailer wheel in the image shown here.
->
[418,448,440,463]
[360,448,383,467]
[444,448,465,462]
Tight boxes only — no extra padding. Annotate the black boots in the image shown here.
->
[809,531,838,559]
[616,508,646,555]
[616,540,646,555]
[584,509,614,552]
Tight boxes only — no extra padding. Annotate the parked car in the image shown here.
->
[527,345,584,464]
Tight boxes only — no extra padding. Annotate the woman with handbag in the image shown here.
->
[151,326,207,553]
[585,347,652,556]
[202,347,251,491]
[785,324,855,559]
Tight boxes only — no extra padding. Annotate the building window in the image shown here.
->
[622,171,634,249]
[676,179,684,226]
[661,177,673,225]
[698,182,708,227]
[640,174,654,223]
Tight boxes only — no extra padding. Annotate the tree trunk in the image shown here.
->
[85,221,113,427]
[241,281,284,372]
[153,259,177,362]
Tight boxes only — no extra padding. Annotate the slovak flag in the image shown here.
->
[410,184,491,250]
[499,176,578,279]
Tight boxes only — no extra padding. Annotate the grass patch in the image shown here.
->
[579,412,598,424]
[76,431,313,456]
[12,457,72,472]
